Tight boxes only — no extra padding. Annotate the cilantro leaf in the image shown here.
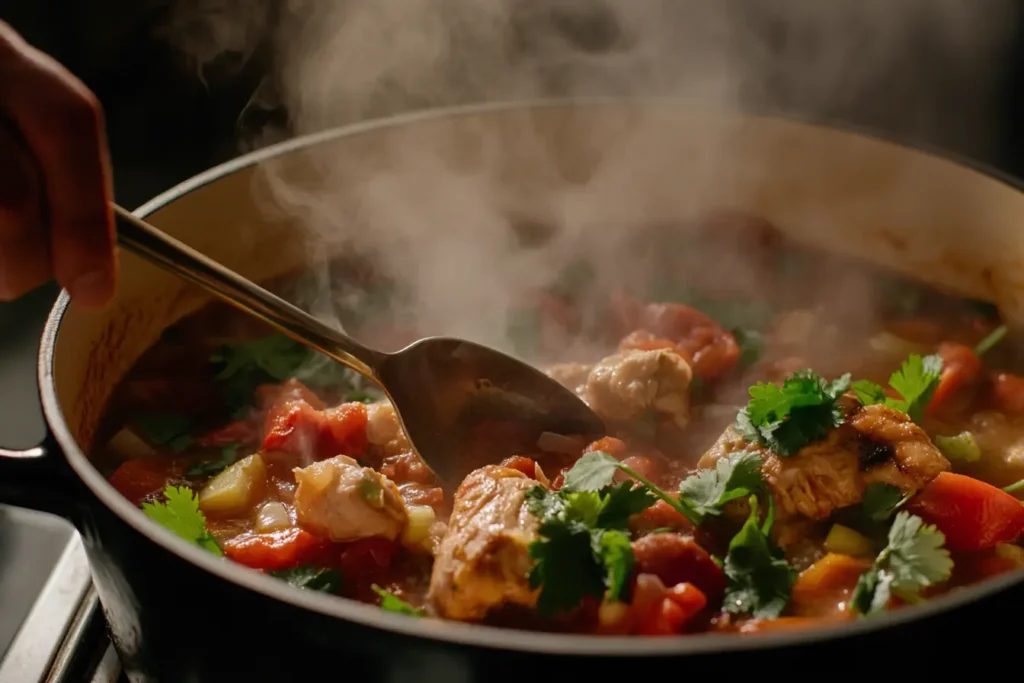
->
[594,529,634,602]
[735,370,850,456]
[860,482,911,523]
[142,485,222,556]
[526,481,656,615]
[851,355,942,423]
[678,451,764,525]
[851,380,887,406]
[269,566,342,593]
[561,450,689,522]
[887,354,943,422]
[851,511,953,616]
[210,333,379,412]
[721,495,795,619]
[186,444,239,478]
[372,585,425,616]
[733,328,765,370]
[133,414,194,452]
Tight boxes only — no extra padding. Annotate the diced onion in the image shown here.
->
[536,431,583,454]
[401,505,436,551]
[254,501,292,533]
[598,600,630,628]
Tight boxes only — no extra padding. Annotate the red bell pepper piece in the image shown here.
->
[906,472,1024,551]
[223,527,335,571]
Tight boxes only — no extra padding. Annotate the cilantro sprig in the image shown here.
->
[735,370,851,456]
[721,495,795,619]
[372,585,425,616]
[860,482,913,523]
[526,474,656,616]
[850,511,953,615]
[540,450,794,619]
[141,485,221,556]
[210,333,380,414]
[852,354,942,423]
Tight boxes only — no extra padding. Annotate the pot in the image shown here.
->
[1,100,1021,681]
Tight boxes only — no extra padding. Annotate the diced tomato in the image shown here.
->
[665,582,708,615]
[790,553,872,618]
[398,484,445,507]
[624,302,740,383]
[500,456,539,478]
[108,457,184,506]
[631,500,692,534]
[584,436,628,457]
[631,532,726,603]
[989,372,1024,415]
[197,419,260,447]
[262,400,368,460]
[338,537,397,581]
[223,527,336,571]
[927,342,983,417]
[906,472,1024,551]
[636,598,689,636]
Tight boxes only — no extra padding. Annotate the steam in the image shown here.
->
[160,0,1017,363]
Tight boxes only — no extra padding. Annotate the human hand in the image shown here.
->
[0,20,116,308]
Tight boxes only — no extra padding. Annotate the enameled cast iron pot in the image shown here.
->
[1,101,1022,681]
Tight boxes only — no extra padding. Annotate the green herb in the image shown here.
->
[934,432,981,463]
[526,477,656,616]
[133,414,193,452]
[860,482,912,523]
[677,451,765,526]
[269,566,342,593]
[734,370,851,456]
[186,445,239,478]
[1003,479,1024,494]
[721,495,795,619]
[372,585,425,616]
[142,485,221,556]
[851,511,953,616]
[561,451,686,520]
[210,333,370,411]
[974,325,1008,357]
[852,354,943,423]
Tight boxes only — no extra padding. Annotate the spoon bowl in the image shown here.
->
[113,205,605,484]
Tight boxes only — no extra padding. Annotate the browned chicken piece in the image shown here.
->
[699,404,950,522]
[544,362,593,395]
[428,465,539,621]
[365,401,413,458]
[851,404,951,490]
[583,348,693,427]
[292,455,408,542]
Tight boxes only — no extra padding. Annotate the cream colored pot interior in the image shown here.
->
[52,102,1024,454]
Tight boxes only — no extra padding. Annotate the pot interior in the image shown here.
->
[51,102,1024,457]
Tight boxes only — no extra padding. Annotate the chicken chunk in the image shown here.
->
[699,404,950,521]
[292,455,407,542]
[428,465,539,621]
[583,348,693,427]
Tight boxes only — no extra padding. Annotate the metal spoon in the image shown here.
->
[113,205,605,484]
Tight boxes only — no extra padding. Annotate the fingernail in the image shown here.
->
[70,270,113,307]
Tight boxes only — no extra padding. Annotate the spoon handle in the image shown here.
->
[112,204,383,380]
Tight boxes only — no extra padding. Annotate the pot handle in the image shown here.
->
[0,432,78,518]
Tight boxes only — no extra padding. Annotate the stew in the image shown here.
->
[96,216,1024,636]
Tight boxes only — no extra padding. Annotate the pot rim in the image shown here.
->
[40,97,1024,656]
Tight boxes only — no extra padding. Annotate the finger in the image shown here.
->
[0,22,116,308]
